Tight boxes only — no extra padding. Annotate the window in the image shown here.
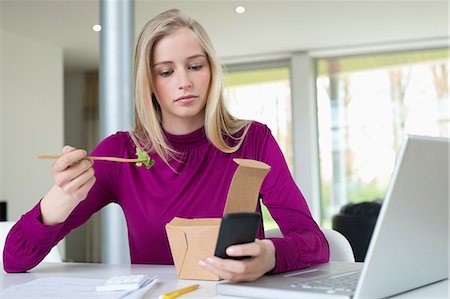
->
[224,65,291,229]
[316,48,449,226]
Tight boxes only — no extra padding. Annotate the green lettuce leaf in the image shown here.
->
[135,147,155,169]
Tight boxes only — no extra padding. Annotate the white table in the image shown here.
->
[0,262,448,298]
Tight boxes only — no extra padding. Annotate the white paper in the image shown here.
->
[1,276,158,299]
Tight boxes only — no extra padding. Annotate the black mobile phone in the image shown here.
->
[214,212,260,260]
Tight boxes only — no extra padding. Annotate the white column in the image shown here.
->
[0,6,4,204]
[290,53,321,223]
[100,0,134,264]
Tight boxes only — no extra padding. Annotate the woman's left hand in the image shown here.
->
[198,239,276,282]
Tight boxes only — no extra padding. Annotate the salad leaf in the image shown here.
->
[135,147,155,169]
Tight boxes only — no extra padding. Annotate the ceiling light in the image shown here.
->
[92,24,102,32]
[235,6,246,14]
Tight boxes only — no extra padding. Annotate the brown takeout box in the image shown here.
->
[165,158,271,280]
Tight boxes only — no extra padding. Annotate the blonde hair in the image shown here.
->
[133,9,250,165]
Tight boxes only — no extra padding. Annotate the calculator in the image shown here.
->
[96,274,153,292]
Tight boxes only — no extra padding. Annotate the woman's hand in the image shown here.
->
[198,239,276,282]
[40,145,96,225]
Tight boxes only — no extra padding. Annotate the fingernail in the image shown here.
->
[206,257,214,263]
[226,247,235,254]
[198,260,205,267]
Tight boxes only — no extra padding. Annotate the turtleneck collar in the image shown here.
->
[163,126,208,150]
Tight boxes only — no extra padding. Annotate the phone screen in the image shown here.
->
[214,212,260,260]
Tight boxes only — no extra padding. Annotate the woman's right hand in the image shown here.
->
[40,145,96,225]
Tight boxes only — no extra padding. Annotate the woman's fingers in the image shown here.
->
[49,145,96,202]
[62,145,76,154]
[52,148,88,174]
[40,145,96,225]
[199,239,276,282]
[199,258,235,280]
[199,257,259,282]
[226,241,261,258]
[60,167,95,200]
[72,176,96,202]
[53,159,93,187]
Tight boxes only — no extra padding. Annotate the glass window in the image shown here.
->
[224,66,291,230]
[316,48,449,227]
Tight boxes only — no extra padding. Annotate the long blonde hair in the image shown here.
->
[133,9,250,165]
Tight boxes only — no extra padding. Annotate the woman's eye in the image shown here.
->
[189,64,203,71]
[160,70,173,77]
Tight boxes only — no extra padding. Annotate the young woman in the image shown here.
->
[3,9,329,281]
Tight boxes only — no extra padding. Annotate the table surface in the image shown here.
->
[0,262,448,299]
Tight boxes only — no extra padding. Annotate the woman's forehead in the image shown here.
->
[152,28,204,62]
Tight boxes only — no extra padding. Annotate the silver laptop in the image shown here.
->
[217,135,449,299]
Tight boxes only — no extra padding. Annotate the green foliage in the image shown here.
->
[135,147,155,169]
[260,203,279,230]
[320,180,386,226]
[346,182,385,203]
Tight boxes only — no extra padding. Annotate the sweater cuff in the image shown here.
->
[21,201,64,247]
[266,231,330,275]
[266,237,286,274]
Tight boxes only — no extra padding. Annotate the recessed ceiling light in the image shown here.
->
[235,6,246,14]
[92,24,102,32]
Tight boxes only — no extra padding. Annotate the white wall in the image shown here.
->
[63,73,86,262]
[64,73,85,149]
[1,28,63,221]
[0,15,4,204]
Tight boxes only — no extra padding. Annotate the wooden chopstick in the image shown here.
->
[36,155,145,163]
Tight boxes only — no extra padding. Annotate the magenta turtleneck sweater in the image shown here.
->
[3,122,329,273]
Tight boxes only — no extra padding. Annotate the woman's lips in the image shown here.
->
[176,95,197,104]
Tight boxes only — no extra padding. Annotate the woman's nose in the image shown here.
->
[178,71,192,90]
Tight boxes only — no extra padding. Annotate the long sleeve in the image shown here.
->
[3,183,113,273]
[3,203,65,272]
[253,124,330,273]
[3,137,120,273]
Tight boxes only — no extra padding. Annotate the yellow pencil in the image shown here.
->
[159,284,199,299]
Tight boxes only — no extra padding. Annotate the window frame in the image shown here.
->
[309,40,448,225]
[223,38,448,226]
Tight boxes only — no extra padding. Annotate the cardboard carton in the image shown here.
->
[165,158,271,280]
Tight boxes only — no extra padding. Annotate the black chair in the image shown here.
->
[332,201,382,262]
[0,201,6,221]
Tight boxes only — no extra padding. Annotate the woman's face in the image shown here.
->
[151,28,211,134]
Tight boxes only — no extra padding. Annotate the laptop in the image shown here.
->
[217,135,449,299]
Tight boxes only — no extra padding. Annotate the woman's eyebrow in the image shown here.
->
[186,54,207,61]
[153,54,207,67]
[153,60,173,67]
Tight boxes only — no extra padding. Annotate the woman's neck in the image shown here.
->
[162,115,205,135]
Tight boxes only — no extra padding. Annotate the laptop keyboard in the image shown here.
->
[289,270,361,294]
